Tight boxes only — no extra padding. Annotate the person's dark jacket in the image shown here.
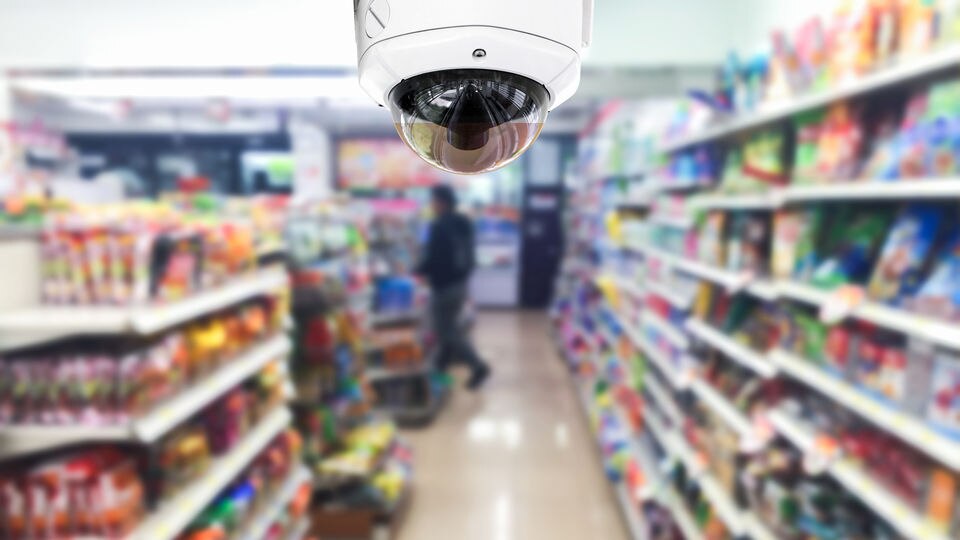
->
[417,212,476,290]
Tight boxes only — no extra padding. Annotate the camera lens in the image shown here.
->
[389,69,549,174]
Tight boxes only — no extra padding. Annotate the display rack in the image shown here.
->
[555,30,960,535]
[129,407,293,540]
[0,333,291,458]
[661,43,960,152]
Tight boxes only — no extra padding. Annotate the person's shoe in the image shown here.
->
[466,363,491,391]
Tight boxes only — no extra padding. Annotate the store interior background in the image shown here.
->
[6,0,960,539]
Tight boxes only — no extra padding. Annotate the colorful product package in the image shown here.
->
[811,207,894,289]
[814,103,864,182]
[792,111,826,184]
[697,212,726,266]
[909,232,960,321]
[922,79,960,177]
[868,204,945,305]
[725,214,769,276]
[927,350,960,437]
[773,211,806,279]
[793,208,827,282]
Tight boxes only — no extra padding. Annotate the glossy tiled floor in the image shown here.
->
[396,311,630,540]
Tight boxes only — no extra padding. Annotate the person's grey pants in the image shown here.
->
[430,282,483,372]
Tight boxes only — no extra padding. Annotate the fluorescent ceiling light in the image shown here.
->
[12,75,366,101]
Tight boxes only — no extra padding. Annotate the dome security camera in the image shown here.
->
[354,0,593,174]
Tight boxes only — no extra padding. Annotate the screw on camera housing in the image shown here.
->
[472,49,487,59]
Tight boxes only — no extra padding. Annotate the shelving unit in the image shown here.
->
[769,348,960,471]
[767,408,952,540]
[0,334,291,458]
[684,318,776,378]
[0,268,288,347]
[129,407,293,540]
[660,43,960,152]
[240,464,313,540]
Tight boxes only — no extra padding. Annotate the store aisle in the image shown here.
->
[397,312,629,540]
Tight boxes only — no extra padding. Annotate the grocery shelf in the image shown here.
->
[649,178,712,193]
[372,309,424,327]
[0,268,289,346]
[283,516,311,540]
[642,248,777,303]
[646,413,748,537]
[663,489,705,540]
[660,44,960,153]
[644,280,692,310]
[643,374,684,426]
[769,349,960,471]
[689,378,753,440]
[614,482,650,540]
[785,178,960,202]
[697,473,747,537]
[689,192,782,211]
[366,365,431,383]
[0,334,291,458]
[607,275,647,300]
[240,464,312,540]
[767,408,952,540]
[128,407,293,540]
[641,311,689,350]
[742,515,779,540]
[776,280,960,350]
[648,214,694,230]
[632,330,688,390]
[685,318,777,378]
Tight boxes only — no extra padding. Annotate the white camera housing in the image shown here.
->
[354,0,593,174]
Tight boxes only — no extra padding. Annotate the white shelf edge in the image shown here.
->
[0,268,289,342]
[135,335,291,441]
[697,474,747,536]
[689,192,782,211]
[641,311,689,351]
[644,280,693,311]
[0,335,291,456]
[664,489,705,540]
[785,178,960,202]
[283,516,311,540]
[660,44,960,153]
[685,319,777,378]
[776,280,960,351]
[643,374,684,427]
[240,464,313,540]
[614,480,650,540]
[769,348,960,471]
[128,407,292,540]
[366,365,430,382]
[768,408,952,540]
[689,378,753,439]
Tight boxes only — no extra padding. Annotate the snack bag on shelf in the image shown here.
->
[792,111,826,184]
[926,350,960,438]
[868,204,945,304]
[898,0,937,56]
[828,0,879,83]
[773,210,806,280]
[811,206,894,288]
[908,232,960,321]
[725,214,769,276]
[899,88,932,177]
[923,79,960,177]
[815,103,865,182]
[860,109,905,180]
[742,129,791,190]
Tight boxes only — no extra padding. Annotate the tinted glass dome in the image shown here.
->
[389,69,549,174]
